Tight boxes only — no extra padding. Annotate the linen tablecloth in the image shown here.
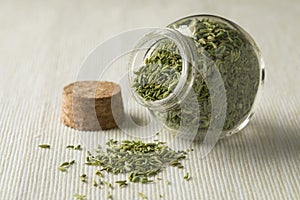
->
[0,0,299,199]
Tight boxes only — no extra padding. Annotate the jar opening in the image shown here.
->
[129,28,195,111]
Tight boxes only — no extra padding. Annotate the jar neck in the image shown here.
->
[129,28,197,111]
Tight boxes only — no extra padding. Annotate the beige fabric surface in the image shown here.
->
[0,0,300,199]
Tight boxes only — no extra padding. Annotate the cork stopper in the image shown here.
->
[61,81,124,131]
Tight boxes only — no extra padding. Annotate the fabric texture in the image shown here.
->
[0,0,299,199]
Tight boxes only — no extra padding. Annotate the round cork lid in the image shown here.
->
[61,81,124,131]
[63,81,121,99]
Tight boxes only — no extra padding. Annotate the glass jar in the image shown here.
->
[129,15,265,140]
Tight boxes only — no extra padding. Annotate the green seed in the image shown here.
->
[107,192,112,199]
[184,172,191,181]
[105,182,114,189]
[138,192,147,199]
[38,144,50,149]
[58,166,67,172]
[74,193,86,200]
[95,170,103,177]
[74,145,82,150]
[58,160,75,172]
[80,174,87,183]
[93,180,98,187]
[115,180,128,187]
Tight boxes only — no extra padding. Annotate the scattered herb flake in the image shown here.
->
[138,192,147,199]
[38,144,50,149]
[58,166,67,172]
[107,192,112,199]
[184,172,191,181]
[58,160,75,172]
[115,180,128,187]
[74,193,86,200]
[80,174,87,183]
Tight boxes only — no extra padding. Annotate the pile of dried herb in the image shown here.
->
[39,139,191,199]
[132,17,260,134]
[85,139,187,183]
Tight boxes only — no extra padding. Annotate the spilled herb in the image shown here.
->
[38,144,50,149]
[66,145,82,151]
[80,174,87,183]
[107,192,113,199]
[184,172,191,181]
[84,139,187,184]
[115,180,128,187]
[58,160,75,172]
[138,192,147,199]
[74,193,86,200]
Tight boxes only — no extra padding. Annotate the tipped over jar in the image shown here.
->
[129,15,265,140]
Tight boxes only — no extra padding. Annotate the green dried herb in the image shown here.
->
[74,145,82,150]
[66,145,82,151]
[115,180,128,187]
[74,193,86,200]
[132,17,260,135]
[107,192,113,199]
[105,181,114,189]
[58,166,67,172]
[38,144,50,149]
[93,180,98,187]
[85,139,187,184]
[166,180,171,185]
[80,174,87,183]
[184,172,191,181]
[138,192,147,199]
[58,160,75,172]
[95,170,104,177]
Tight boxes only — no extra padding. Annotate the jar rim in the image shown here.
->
[128,28,195,110]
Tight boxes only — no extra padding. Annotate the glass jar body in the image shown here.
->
[131,15,264,139]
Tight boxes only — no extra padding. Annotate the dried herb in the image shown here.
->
[58,160,75,172]
[107,192,113,199]
[93,180,98,187]
[132,17,260,135]
[95,170,104,177]
[40,140,190,199]
[58,166,67,172]
[138,192,147,199]
[38,144,50,149]
[84,139,187,184]
[183,172,191,181]
[166,180,171,186]
[80,174,87,183]
[66,145,82,151]
[74,145,82,150]
[105,181,114,189]
[115,180,128,187]
[74,193,86,200]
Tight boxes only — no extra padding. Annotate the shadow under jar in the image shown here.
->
[129,15,265,141]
